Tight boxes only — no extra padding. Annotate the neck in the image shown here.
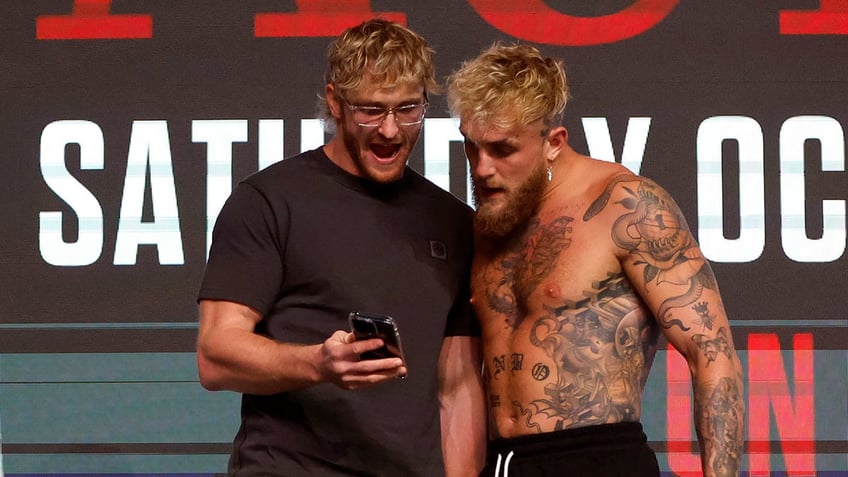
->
[323,137,349,171]
[541,153,570,202]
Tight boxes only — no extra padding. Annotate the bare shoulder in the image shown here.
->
[579,163,676,223]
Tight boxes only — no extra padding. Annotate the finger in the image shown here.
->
[350,338,385,356]
[352,356,404,373]
[339,367,405,390]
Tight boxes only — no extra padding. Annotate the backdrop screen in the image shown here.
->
[2,1,846,475]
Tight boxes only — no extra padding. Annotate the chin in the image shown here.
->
[365,165,406,183]
[474,197,505,217]
[473,210,518,239]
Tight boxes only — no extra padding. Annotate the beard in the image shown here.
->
[340,123,410,184]
[472,160,548,239]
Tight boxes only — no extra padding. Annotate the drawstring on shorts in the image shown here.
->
[493,450,514,477]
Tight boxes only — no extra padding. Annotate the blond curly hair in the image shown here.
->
[320,19,438,123]
[447,43,569,132]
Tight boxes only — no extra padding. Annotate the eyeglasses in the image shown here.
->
[341,97,429,127]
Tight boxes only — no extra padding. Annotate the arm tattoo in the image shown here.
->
[587,177,719,332]
[692,327,733,366]
[693,301,716,330]
[583,173,635,221]
[695,377,744,477]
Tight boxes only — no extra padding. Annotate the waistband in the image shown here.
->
[487,422,648,459]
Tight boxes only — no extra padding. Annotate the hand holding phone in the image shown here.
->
[348,312,406,364]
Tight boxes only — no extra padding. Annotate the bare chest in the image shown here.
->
[471,213,616,330]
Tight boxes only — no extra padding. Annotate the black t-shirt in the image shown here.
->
[199,147,476,476]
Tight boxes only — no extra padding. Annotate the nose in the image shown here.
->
[470,149,496,181]
[377,111,399,138]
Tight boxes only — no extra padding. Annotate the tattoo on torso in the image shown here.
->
[483,216,574,328]
[478,175,738,436]
[512,273,658,431]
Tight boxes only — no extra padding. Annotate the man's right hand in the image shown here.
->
[318,330,407,390]
[197,300,406,395]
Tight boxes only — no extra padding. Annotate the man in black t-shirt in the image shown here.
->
[196,19,485,477]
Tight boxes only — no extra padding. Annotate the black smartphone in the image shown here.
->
[348,312,406,363]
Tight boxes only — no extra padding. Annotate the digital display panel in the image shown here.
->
[1,1,846,475]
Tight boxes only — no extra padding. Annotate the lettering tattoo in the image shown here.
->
[518,273,658,431]
[695,377,744,477]
[511,353,524,374]
[492,354,506,379]
[531,363,550,381]
[490,394,501,408]
[491,353,525,379]
[585,176,719,332]
[483,216,574,328]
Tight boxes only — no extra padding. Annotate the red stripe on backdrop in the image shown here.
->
[780,0,848,34]
[36,0,152,40]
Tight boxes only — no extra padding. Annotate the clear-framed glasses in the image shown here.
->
[341,97,429,127]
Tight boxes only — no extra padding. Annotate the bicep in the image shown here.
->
[621,230,736,371]
[612,178,736,368]
[196,299,266,390]
[198,299,263,343]
[640,264,735,369]
[201,184,287,314]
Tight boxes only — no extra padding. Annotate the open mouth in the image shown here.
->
[476,186,505,203]
[370,143,401,162]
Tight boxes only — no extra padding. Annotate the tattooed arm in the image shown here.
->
[661,280,744,477]
[595,176,745,477]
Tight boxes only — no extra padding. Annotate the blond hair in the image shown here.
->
[447,43,569,132]
[324,19,438,101]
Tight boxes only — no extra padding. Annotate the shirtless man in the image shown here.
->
[447,44,744,477]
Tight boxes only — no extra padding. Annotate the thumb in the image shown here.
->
[335,330,356,344]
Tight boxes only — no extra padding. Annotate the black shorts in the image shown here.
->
[480,422,659,477]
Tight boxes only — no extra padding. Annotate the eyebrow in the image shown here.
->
[354,96,426,107]
[462,133,518,149]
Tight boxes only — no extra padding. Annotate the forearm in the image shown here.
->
[439,336,487,476]
[197,326,323,394]
[440,379,486,476]
[693,363,745,477]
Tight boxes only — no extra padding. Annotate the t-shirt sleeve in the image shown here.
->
[197,182,287,316]
[443,271,481,337]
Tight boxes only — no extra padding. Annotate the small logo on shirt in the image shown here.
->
[429,240,447,260]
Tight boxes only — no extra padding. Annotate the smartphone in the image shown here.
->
[348,312,406,363]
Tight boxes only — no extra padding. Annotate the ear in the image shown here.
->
[326,84,343,120]
[544,126,569,162]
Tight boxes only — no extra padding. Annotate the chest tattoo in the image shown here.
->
[484,216,574,328]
